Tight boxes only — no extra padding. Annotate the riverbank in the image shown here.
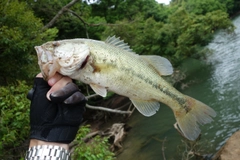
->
[212,130,240,160]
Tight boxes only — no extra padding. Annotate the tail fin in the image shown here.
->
[174,95,216,141]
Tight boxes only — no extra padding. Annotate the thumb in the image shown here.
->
[47,76,72,100]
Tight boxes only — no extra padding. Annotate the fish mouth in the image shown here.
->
[35,46,59,80]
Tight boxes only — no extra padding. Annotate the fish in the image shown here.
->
[34,36,216,141]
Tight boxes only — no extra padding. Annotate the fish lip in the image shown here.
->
[35,46,51,80]
[41,68,49,80]
[35,42,90,79]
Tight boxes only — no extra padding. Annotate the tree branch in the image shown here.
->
[42,0,130,36]
[67,9,123,27]
[85,93,99,99]
[86,104,132,114]
[42,0,80,30]
[67,9,89,38]
[162,137,167,160]
[85,94,133,114]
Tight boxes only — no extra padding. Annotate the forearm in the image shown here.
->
[29,139,69,150]
[25,73,85,160]
[26,139,71,160]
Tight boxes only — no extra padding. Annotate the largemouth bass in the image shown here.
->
[35,36,216,141]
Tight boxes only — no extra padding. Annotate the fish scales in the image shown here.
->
[35,36,216,141]
[87,40,185,108]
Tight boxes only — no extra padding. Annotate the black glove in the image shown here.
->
[27,77,86,144]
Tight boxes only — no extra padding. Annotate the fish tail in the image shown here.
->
[174,95,216,141]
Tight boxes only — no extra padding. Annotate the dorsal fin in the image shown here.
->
[105,36,133,52]
[141,55,173,76]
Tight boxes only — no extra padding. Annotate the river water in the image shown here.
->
[117,16,240,160]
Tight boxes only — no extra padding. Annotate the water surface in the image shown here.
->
[117,16,240,159]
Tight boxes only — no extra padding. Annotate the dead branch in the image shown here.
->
[42,0,80,30]
[174,122,201,141]
[82,131,102,142]
[67,9,89,38]
[115,102,131,110]
[69,123,129,154]
[67,9,124,27]
[43,0,123,32]
[102,123,127,151]
[85,93,99,99]
[162,137,167,160]
[86,104,132,114]
[174,122,186,138]
[85,94,133,114]
[127,103,135,117]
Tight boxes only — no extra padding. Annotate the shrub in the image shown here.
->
[0,80,31,159]
[72,125,115,160]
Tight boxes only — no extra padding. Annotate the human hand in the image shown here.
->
[27,73,86,145]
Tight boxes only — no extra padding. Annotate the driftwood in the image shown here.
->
[70,123,129,153]
[103,123,127,151]
[85,123,129,151]
[174,122,205,159]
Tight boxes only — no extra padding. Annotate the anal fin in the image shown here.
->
[130,99,160,117]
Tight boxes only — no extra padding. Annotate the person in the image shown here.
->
[25,73,86,160]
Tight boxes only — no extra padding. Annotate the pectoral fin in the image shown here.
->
[141,55,173,76]
[130,99,160,117]
[90,84,107,97]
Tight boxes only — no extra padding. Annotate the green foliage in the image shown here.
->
[215,0,237,16]
[0,0,239,159]
[24,0,237,68]
[183,0,226,15]
[0,80,31,159]
[29,0,104,40]
[90,0,168,23]
[103,0,234,65]
[169,8,234,63]
[72,125,115,160]
[86,16,107,39]
[0,0,58,85]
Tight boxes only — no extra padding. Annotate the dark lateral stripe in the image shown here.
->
[95,56,188,112]
[118,65,187,106]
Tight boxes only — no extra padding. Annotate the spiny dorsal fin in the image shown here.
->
[105,36,133,52]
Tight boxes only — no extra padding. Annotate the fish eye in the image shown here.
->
[52,42,60,47]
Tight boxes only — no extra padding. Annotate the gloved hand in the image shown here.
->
[27,77,86,144]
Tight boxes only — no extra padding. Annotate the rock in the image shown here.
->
[213,130,240,160]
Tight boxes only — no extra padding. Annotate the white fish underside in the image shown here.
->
[35,36,216,141]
